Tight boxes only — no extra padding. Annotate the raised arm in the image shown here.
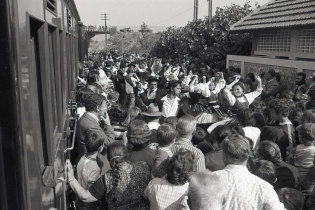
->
[225,75,241,90]
[213,78,226,94]
[244,75,263,105]
[223,75,241,106]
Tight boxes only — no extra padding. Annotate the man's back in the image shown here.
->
[212,164,284,210]
[76,113,104,157]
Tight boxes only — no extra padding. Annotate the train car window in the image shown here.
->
[29,17,49,166]
[46,0,57,14]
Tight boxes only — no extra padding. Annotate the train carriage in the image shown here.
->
[0,0,85,209]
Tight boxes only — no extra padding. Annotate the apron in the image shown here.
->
[231,95,249,113]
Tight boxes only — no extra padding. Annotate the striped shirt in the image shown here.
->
[170,137,206,172]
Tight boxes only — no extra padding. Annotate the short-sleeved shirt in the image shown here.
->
[144,177,189,210]
[77,155,100,189]
[76,155,103,208]
[89,161,151,210]
[293,144,315,168]
[211,164,285,210]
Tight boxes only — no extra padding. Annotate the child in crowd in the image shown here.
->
[76,130,107,210]
[152,123,178,178]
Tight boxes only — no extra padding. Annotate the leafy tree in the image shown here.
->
[150,2,254,70]
[97,31,160,55]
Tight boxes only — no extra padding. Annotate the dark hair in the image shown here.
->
[83,93,106,112]
[213,125,233,146]
[246,72,255,82]
[127,120,152,150]
[253,160,276,185]
[76,87,93,107]
[256,140,282,164]
[167,149,195,185]
[93,61,101,69]
[253,112,266,129]
[107,142,128,203]
[221,134,250,163]
[275,72,281,82]
[108,104,127,124]
[163,116,179,128]
[85,130,105,153]
[192,127,207,145]
[232,82,245,92]
[297,72,306,81]
[168,80,181,90]
[268,99,290,117]
[277,188,304,210]
[268,69,276,78]
[157,124,178,147]
[236,108,256,127]
[87,70,100,85]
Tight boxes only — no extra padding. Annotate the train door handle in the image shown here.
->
[64,118,77,153]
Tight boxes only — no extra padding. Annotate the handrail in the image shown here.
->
[56,178,67,210]
[64,118,78,153]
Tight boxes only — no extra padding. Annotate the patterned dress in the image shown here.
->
[89,161,151,210]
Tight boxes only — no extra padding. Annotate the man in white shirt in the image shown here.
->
[188,134,285,210]
[160,80,182,117]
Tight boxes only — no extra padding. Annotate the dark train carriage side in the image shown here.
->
[0,0,85,209]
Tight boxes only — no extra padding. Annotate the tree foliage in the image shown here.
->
[150,2,254,70]
[104,23,160,54]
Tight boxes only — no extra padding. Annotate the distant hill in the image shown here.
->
[91,25,167,41]
[115,25,168,33]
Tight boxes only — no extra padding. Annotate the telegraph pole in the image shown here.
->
[101,13,109,50]
[208,0,212,27]
[193,0,199,21]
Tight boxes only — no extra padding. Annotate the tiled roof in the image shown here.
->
[230,0,315,32]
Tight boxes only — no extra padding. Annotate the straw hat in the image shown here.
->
[142,103,163,117]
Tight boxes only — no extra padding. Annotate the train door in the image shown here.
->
[0,1,26,209]
[28,16,70,210]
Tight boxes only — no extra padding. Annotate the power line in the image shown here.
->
[154,0,208,26]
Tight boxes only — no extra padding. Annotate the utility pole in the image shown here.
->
[208,0,212,27]
[101,13,109,50]
[193,0,199,21]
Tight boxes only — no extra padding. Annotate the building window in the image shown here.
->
[297,29,315,53]
[46,0,56,13]
[256,31,291,52]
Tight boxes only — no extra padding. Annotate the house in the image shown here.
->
[227,0,315,89]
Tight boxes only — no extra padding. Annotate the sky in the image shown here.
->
[75,0,271,28]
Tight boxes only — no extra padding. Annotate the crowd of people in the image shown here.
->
[66,51,315,210]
